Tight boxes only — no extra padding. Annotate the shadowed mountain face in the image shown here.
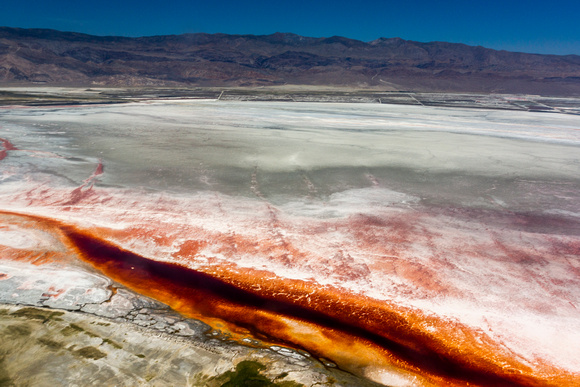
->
[1,27,580,95]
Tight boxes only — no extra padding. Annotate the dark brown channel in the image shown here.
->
[53,221,543,387]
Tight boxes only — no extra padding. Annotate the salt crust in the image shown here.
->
[1,183,579,373]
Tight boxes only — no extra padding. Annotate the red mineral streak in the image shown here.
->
[65,160,104,205]
[0,214,77,266]
[0,137,64,163]
[41,286,66,298]
[0,138,18,151]
[0,138,19,161]
[0,209,578,386]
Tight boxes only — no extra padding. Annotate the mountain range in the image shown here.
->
[1,27,580,95]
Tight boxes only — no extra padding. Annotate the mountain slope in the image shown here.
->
[1,27,580,95]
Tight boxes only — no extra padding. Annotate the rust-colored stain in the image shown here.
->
[65,160,104,205]
[0,210,577,386]
[0,138,19,161]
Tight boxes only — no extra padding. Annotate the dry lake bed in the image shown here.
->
[1,88,579,386]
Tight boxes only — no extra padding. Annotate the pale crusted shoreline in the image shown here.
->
[2,87,580,114]
[0,264,379,387]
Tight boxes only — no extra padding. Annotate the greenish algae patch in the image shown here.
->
[37,338,64,350]
[0,356,14,387]
[3,325,31,338]
[61,323,98,338]
[11,308,64,322]
[60,323,85,336]
[75,346,107,360]
[213,360,304,387]
[102,338,122,349]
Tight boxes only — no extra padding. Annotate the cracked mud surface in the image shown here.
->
[0,239,378,386]
[0,274,379,386]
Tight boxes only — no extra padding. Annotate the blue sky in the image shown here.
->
[2,0,580,55]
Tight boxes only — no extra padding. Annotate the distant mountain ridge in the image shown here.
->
[1,27,580,95]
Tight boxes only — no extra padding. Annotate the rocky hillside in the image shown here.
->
[1,27,580,95]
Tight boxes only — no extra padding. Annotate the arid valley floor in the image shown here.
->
[1,87,579,386]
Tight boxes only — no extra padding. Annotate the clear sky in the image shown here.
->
[2,0,580,55]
